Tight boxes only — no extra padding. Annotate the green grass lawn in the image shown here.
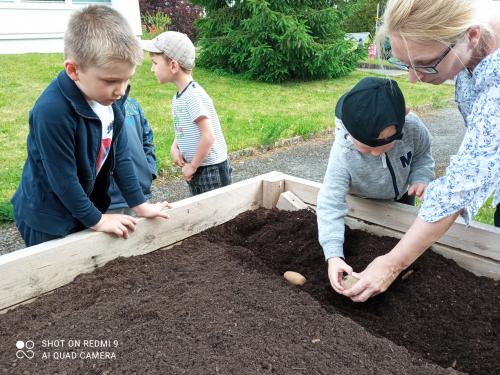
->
[0,53,494,225]
[359,57,395,67]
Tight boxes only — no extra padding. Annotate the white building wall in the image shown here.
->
[0,0,142,54]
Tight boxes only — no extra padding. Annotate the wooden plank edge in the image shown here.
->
[262,173,285,209]
[276,191,308,211]
[283,175,322,205]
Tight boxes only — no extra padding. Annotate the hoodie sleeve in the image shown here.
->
[407,114,435,186]
[317,142,351,261]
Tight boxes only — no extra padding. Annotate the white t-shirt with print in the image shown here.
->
[88,100,114,174]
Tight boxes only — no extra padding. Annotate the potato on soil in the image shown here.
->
[283,271,306,286]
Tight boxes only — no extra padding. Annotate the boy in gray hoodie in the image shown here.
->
[317,77,435,295]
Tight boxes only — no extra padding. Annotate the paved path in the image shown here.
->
[0,106,466,255]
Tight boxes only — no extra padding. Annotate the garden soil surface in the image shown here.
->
[1,209,498,374]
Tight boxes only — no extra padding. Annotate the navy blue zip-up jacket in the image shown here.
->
[11,70,146,237]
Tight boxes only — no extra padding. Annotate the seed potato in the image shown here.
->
[283,271,306,286]
[341,274,360,289]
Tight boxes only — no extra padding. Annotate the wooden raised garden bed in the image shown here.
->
[0,172,498,374]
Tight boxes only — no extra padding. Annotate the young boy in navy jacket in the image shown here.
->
[11,6,170,247]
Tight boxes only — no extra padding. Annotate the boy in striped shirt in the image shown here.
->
[142,31,232,195]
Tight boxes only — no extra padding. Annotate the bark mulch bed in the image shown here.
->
[0,208,498,374]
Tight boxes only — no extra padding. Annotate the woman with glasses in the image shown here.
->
[341,0,500,302]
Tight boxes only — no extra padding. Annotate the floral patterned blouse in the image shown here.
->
[419,48,500,224]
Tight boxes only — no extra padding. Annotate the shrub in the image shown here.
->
[139,0,203,41]
[142,10,172,38]
[190,0,364,82]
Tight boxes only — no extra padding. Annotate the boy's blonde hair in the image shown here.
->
[64,5,143,69]
[377,0,494,51]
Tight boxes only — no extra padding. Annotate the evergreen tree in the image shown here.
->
[341,0,387,35]
[190,0,364,82]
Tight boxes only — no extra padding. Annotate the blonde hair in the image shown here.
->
[377,0,494,51]
[64,5,143,69]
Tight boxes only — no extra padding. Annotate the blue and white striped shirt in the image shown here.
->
[172,81,228,166]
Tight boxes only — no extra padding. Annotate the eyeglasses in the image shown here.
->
[388,43,455,74]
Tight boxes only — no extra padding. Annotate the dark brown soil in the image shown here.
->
[1,209,498,374]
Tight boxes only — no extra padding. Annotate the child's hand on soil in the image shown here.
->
[407,183,427,199]
[182,164,197,181]
[91,214,138,239]
[132,201,172,219]
[327,257,353,294]
[342,254,403,302]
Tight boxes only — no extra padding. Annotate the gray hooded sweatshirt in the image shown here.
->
[317,112,435,260]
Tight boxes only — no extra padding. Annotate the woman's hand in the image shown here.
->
[342,214,459,302]
[342,254,404,302]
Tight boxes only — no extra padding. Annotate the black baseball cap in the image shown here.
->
[335,77,405,147]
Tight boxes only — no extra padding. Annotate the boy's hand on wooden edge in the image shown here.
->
[91,214,138,239]
[133,201,172,219]
[327,257,353,294]
[341,254,403,302]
